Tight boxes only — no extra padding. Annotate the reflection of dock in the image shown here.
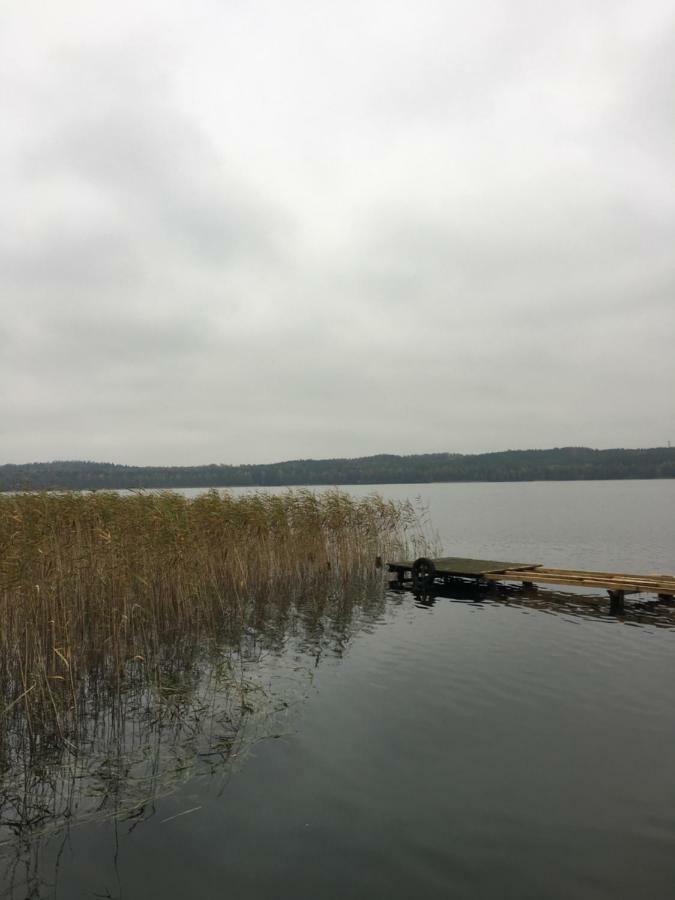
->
[387,556,675,613]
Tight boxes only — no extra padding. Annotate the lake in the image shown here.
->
[2,480,674,899]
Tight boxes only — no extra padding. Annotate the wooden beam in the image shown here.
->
[523,567,675,586]
[483,570,667,593]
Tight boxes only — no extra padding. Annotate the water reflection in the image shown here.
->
[406,579,675,627]
[2,572,673,898]
[0,574,396,898]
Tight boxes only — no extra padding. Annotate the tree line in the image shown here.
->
[1,447,674,492]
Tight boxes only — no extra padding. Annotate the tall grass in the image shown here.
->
[0,489,422,744]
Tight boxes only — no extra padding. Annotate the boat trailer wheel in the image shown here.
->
[412,557,436,592]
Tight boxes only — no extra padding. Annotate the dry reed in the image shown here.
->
[0,489,422,745]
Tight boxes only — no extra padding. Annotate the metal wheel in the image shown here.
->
[412,557,436,592]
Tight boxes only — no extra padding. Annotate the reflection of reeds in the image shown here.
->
[0,631,285,898]
[0,489,421,746]
[0,633,270,845]
[0,566,407,895]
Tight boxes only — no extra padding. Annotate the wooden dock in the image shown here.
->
[387,556,675,612]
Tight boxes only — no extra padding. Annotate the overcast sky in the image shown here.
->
[1,1,674,465]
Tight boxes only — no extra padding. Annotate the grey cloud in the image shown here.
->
[12,42,290,282]
[611,28,675,150]
[1,229,142,290]
[25,112,286,269]
[1,1,674,464]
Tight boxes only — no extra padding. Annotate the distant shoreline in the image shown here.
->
[3,477,675,495]
[2,447,674,492]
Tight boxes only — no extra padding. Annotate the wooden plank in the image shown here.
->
[488,565,675,583]
[487,569,640,586]
[387,556,675,597]
[483,570,672,593]
[525,566,675,585]
[527,573,675,589]
[433,557,539,576]
[532,568,675,591]
[388,557,539,577]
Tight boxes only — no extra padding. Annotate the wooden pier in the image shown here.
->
[387,556,675,613]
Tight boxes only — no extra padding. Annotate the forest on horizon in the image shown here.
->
[1,447,674,492]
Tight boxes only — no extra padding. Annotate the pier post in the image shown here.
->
[608,590,625,615]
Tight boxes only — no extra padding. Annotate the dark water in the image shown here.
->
[3,481,675,899]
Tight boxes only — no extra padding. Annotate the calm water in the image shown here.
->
[2,480,675,899]
[207,478,675,572]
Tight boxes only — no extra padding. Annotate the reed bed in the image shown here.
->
[0,489,422,747]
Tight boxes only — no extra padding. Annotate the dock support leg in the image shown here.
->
[657,593,674,604]
[522,581,537,592]
[608,590,625,615]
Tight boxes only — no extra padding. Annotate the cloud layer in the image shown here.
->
[2,0,674,464]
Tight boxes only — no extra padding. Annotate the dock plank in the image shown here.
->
[386,556,675,598]
[388,557,539,576]
[484,567,675,594]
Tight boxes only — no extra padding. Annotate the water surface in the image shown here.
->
[2,480,674,899]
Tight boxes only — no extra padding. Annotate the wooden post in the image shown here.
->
[608,589,625,614]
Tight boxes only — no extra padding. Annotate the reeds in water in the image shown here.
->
[0,489,423,744]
